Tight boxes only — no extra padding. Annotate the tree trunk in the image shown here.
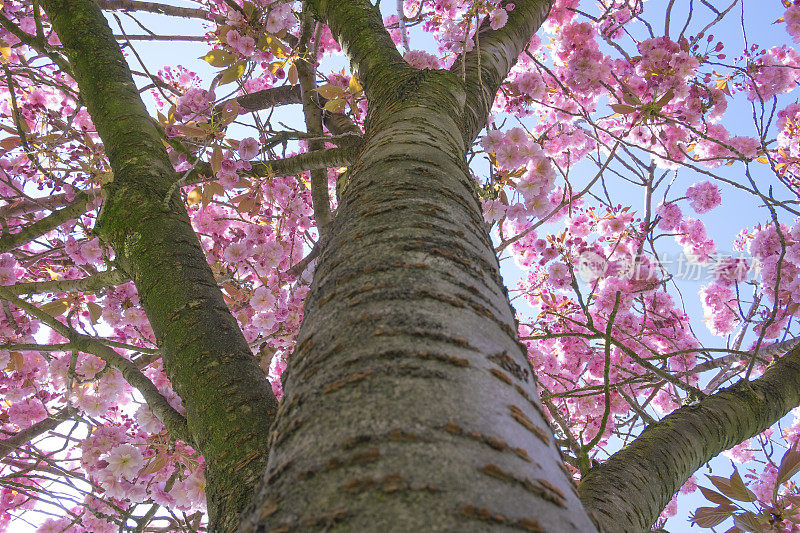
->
[238,68,598,532]
[40,1,278,530]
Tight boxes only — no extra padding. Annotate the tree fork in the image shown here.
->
[39,0,277,529]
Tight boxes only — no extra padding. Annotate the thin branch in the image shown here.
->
[584,291,621,452]
[113,34,207,41]
[0,189,100,219]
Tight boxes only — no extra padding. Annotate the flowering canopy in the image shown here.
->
[2,0,800,531]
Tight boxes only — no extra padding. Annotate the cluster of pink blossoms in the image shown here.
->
[787,4,800,43]
[0,1,326,520]
[685,181,722,213]
[480,127,558,222]
[744,45,800,102]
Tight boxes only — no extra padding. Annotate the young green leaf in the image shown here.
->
[200,49,238,68]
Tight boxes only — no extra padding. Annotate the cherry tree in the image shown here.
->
[2,0,800,531]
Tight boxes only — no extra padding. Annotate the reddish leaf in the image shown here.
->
[733,512,765,532]
[699,485,732,505]
[206,182,224,198]
[174,123,211,139]
[691,505,735,528]
[237,196,257,214]
[139,452,168,477]
[212,145,223,175]
[86,302,103,325]
[229,192,250,204]
[610,103,637,114]
[777,447,800,485]
[8,352,23,372]
[731,468,758,502]
[0,136,21,150]
[654,88,675,110]
[622,92,639,106]
[708,471,756,502]
[708,474,735,495]
[287,62,298,86]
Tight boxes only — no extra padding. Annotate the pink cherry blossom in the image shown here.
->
[656,203,682,231]
[238,137,259,160]
[685,181,721,213]
[699,283,738,336]
[404,50,441,69]
[103,443,145,480]
[786,5,800,43]
[489,8,508,30]
[223,241,252,263]
[250,286,276,311]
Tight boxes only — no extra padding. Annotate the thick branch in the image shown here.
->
[40,1,277,528]
[578,344,800,532]
[0,191,93,253]
[226,85,362,137]
[4,269,128,296]
[187,144,359,185]
[453,0,553,143]
[248,145,359,175]
[297,12,332,236]
[688,338,800,375]
[305,0,408,103]
[0,406,77,461]
[94,0,225,23]
[231,85,302,112]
